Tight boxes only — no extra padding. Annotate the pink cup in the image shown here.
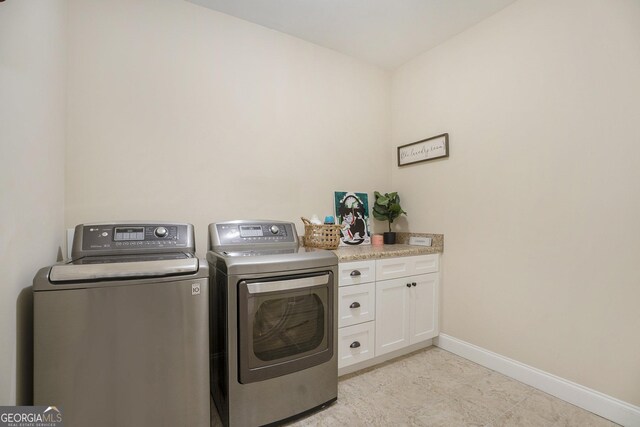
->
[372,234,384,246]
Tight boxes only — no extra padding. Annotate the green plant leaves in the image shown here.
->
[376,196,390,205]
[389,203,402,214]
[372,205,388,221]
[373,191,407,230]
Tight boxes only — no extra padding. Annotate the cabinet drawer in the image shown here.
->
[338,260,376,286]
[338,322,375,368]
[413,254,440,275]
[376,257,412,281]
[376,254,439,280]
[338,283,375,327]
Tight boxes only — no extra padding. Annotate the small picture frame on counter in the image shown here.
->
[397,133,449,166]
[334,191,371,246]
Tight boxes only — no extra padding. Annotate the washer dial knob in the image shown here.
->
[155,226,168,238]
[269,225,279,235]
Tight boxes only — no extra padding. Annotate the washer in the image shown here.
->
[33,222,210,427]
[208,220,338,427]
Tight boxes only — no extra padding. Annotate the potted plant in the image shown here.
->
[373,191,407,244]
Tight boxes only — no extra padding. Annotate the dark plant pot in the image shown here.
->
[383,232,396,245]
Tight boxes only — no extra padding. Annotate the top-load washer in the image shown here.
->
[208,220,338,427]
[33,222,210,427]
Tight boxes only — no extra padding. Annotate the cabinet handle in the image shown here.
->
[349,302,361,309]
[406,283,411,288]
[350,270,361,277]
[412,282,417,287]
[350,341,361,349]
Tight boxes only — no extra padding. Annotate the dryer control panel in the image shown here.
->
[210,221,298,249]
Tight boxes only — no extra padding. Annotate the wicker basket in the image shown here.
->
[301,217,341,250]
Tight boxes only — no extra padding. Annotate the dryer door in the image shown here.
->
[237,271,334,383]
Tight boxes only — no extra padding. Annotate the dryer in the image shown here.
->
[208,220,338,427]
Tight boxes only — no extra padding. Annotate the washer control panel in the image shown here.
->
[75,223,193,257]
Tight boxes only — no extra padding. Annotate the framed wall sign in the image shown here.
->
[397,133,449,166]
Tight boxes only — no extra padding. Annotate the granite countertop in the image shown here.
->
[331,232,443,262]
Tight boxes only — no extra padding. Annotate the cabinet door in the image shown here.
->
[409,273,439,344]
[375,277,411,356]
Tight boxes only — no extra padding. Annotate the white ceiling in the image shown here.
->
[186,0,517,69]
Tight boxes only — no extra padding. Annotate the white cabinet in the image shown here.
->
[337,253,440,371]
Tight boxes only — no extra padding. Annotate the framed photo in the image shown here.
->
[397,133,449,166]
[334,191,371,246]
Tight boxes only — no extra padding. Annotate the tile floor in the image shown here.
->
[285,347,618,426]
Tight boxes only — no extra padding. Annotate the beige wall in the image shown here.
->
[5,0,638,409]
[0,1,67,404]
[391,0,640,405]
[65,0,391,254]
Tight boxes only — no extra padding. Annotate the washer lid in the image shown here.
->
[49,253,198,283]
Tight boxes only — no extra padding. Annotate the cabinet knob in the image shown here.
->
[412,282,417,287]
[349,302,361,309]
[406,283,411,288]
[350,341,361,349]
[350,270,361,277]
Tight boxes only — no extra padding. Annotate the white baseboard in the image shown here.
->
[434,334,640,427]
